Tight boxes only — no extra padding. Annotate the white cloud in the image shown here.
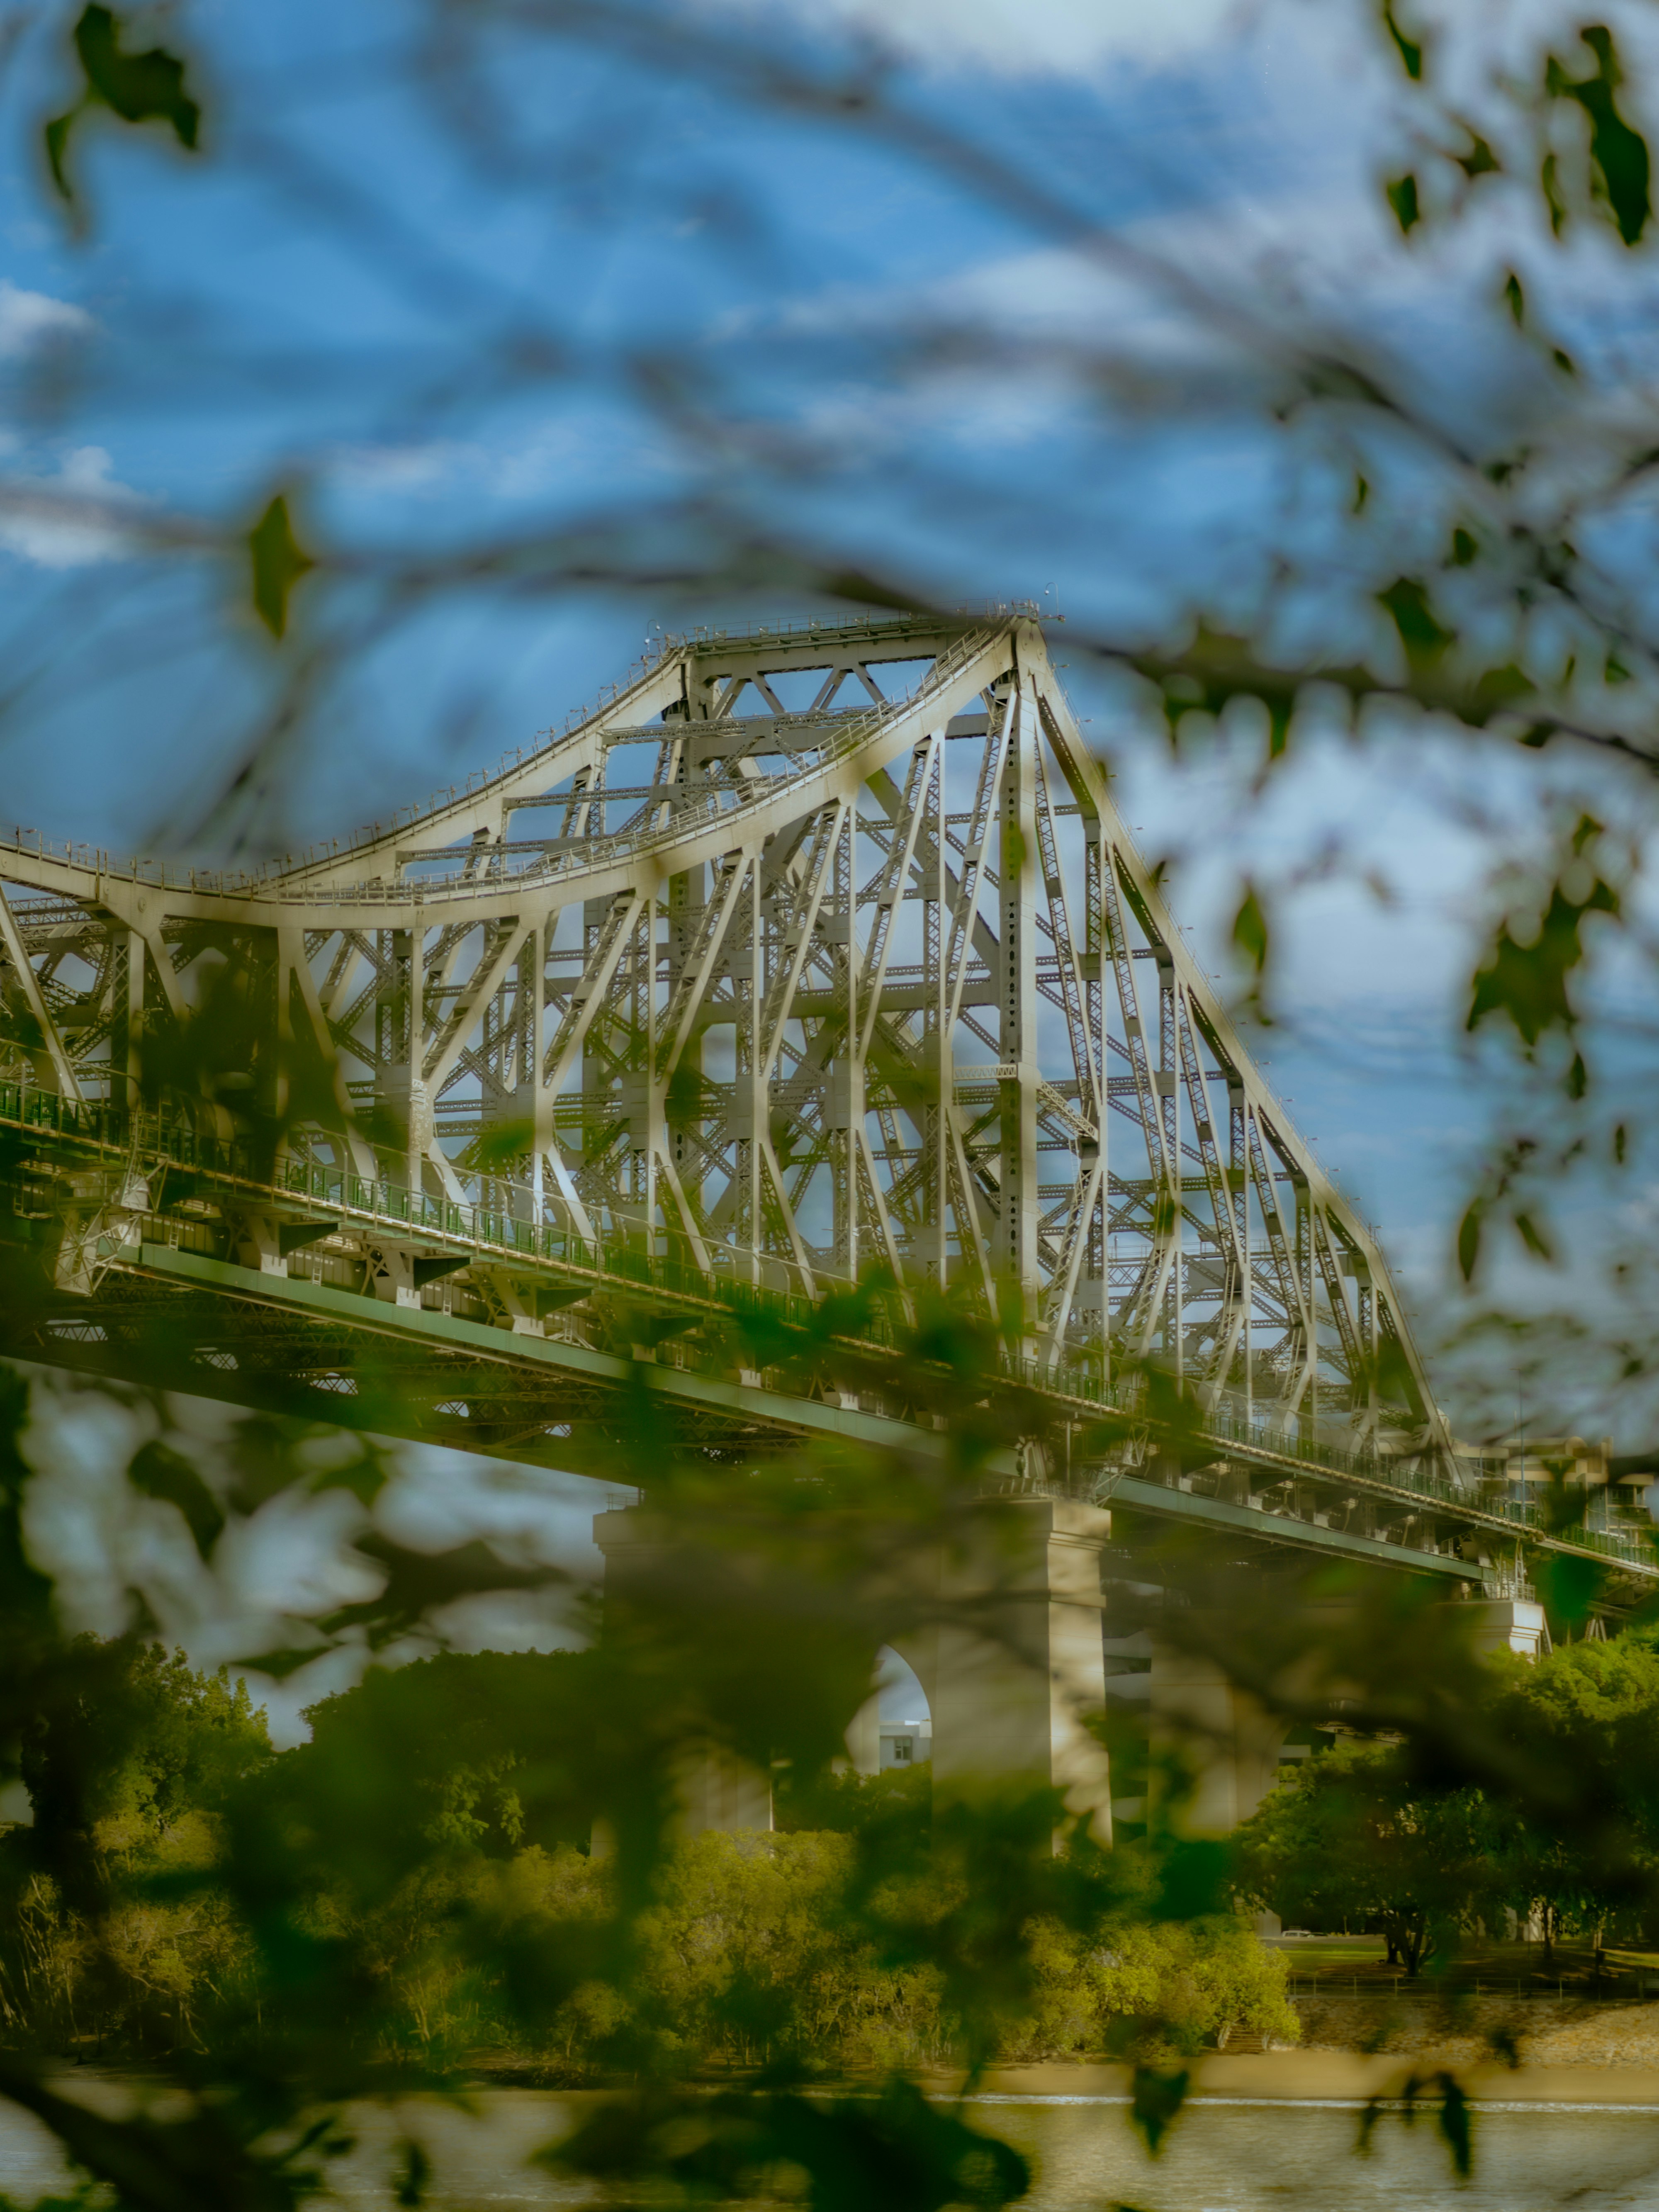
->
[0,279,92,358]
[330,438,485,492]
[0,445,146,568]
[327,416,678,505]
[701,0,1247,74]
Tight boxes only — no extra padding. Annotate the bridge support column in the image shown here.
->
[1462,1597,1549,1660]
[593,1507,773,1835]
[1148,1638,1284,1835]
[843,1692,881,1777]
[929,1496,1114,1844]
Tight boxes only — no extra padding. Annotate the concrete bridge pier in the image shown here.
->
[1147,1639,1286,1835]
[1465,1597,1549,1658]
[1145,1594,1552,1839]
[592,1506,775,1836]
[595,1495,1114,1842]
[930,1496,1115,1844]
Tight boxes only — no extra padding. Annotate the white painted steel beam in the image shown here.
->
[0,613,1458,1482]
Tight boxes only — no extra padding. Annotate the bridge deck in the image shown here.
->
[1,1083,1649,1599]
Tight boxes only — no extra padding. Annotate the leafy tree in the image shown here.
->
[18,1639,272,1864]
[1483,1633,1659,1962]
[1020,1909,1298,2058]
[0,1637,270,2054]
[294,1649,603,1860]
[774,1759,931,1839]
[1233,1737,1498,1977]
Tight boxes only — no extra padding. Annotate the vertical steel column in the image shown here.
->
[665,859,703,1259]
[530,913,547,1219]
[124,930,145,1107]
[1158,959,1182,1385]
[998,684,1040,1339]
[642,896,663,1251]
[1309,1177,1318,1433]
[580,901,602,1226]
[742,859,764,1280]
[1086,812,1108,1376]
[929,739,949,1290]
[406,921,424,1203]
[1231,1082,1252,1426]
[833,808,859,1280]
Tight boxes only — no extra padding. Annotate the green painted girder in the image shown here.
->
[142,1242,914,1458]
[0,1090,1648,1586]
[2,1236,1642,1593]
[1106,1475,1475,1580]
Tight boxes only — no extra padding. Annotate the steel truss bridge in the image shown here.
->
[0,611,1647,1599]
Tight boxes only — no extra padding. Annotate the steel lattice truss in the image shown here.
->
[0,612,1454,1471]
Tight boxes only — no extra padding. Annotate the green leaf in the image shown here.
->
[1154,1836,1233,1920]
[1456,1201,1483,1282]
[1547,27,1650,244]
[1503,270,1525,324]
[394,2139,432,2209]
[1456,131,1499,180]
[1129,2066,1190,2156]
[43,113,75,200]
[1378,576,1452,665]
[44,5,201,203]
[1467,866,1619,1046]
[227,1643,333,1681]
[1450,527,1477,567]
[248,494,316,639]
[1231,883,1270,975]
[1513,1210,1553,1262]
[316,1532,566,1649]
[1532,1547,1604,1633]
[77,5,199,137]
[1382,0,1424,81]
[1431,2072,1472,2180]
[127,1438,225,1560]
[1386,173,1421,233]
[1542,151,1568,236]
[469,1113,535,1171]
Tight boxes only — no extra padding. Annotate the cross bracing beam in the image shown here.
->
[0,611,1586,1588]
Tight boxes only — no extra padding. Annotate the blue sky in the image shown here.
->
[5,0,1659,1700]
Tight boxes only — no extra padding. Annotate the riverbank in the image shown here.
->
[974,2051,1659,2105]
[1292,1993,1659,2070]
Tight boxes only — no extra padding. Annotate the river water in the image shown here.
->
[4,2082,1659,2208]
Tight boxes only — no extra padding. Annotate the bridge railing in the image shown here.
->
[3,1079,1654,1573]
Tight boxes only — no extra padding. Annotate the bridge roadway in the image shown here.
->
[0,1079,1650,1604]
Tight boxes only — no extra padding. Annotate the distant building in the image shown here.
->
[879,1719,931,1770]
[1495,1435,1656,1534]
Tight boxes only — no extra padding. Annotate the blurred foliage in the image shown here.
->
[7,0,1659,2204]
[43,5,199,207]
[1,1330,1656,2203]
